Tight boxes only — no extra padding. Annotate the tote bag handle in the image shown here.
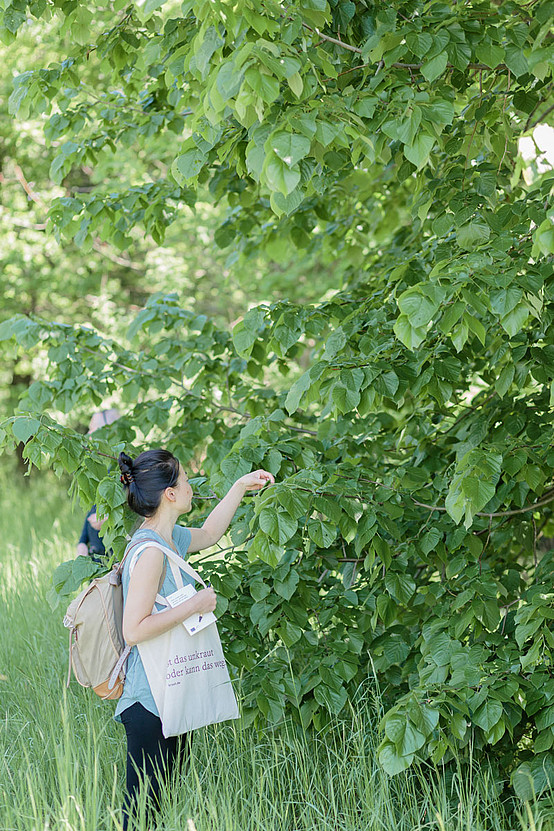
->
[128,539,207,589]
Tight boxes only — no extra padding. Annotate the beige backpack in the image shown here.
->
[63,546,135,700]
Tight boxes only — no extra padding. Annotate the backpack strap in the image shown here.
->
[114,537,144,578]
[107,644,132,692]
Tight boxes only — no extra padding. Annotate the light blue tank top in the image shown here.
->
[114,524,194,721]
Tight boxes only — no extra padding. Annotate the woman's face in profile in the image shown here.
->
[175,464,193,513]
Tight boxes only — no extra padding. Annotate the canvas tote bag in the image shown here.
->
[128,540,239,738]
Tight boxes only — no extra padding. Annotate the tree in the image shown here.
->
[0,10,338,440]
[2,0,554,801]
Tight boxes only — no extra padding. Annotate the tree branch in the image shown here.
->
[300,26,507,74]
[412,489,554,518]
[530,101,554,130]
[301,22,362,53]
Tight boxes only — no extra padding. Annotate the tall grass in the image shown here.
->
[0,466,551,830]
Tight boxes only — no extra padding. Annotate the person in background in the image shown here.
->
[76,408,120,562]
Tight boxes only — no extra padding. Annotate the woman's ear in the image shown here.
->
[164,486,177,503]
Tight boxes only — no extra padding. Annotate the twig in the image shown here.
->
[503,69,511,113]
[286,424,318,436]
[412,489,554,518]
[497,133,509,173]
[501,598,520,634]
[524,85,554,131]
[13,164,45,207]
[12,162,144,270]
[533,515,538,571]
[90,240,144,271]
[438,391,497,438]
[8,220,48,231]
[301,22,362,53]
[529,101,554,130]
[480,516,492,574]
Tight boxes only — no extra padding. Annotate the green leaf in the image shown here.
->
[307,517,337,548]
[421,52,447,82]
[476,41,505,69]
[171,149,206,184]
[462,477,495,509]
[97,477,126,509]
[259,509,298,544]
[385,571,416,605]
[512,763,536,802]
[274,569,300,600]
[249,578,271,602]
[411,704,440,734]
[278,619,303,646]
[407,31,433,59]
[446,450,502,527]
[332,380,361,413]
[420,528,441,555]
[425,99,454,126]
[490,287,522,317]
[142,0,168,15]
[315,121,340,147]
[216,61,244,99]
[378,741,414,775]
[451,319,469,352]
[195,26,224,77]
[504,45,529,77]
[404,134,435,169]
[397,286,445,328]
[248,531,284,567]
[287,72,303,97]
[323,328,347,361]
[495,363,515,398]
[12,416,40,444]
[500,303,529,337]
[314,681,347,714]
[232,307,265,356]
[393,315,426,350]
[3,6,27,34]
[264,155,301,196]
[285,371,311,414]
[270,132,311,167]
[382,108,422,146]
[473,700,502,732]
[245,68,280,103]
[277,488,311,519]
[457,222,490,251]
[464,312,486,346]
[512,756,554,801]
[439,301,464,333]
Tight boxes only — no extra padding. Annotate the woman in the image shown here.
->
[116,448,274,828]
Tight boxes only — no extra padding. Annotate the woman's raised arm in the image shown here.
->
[187,469,275,553]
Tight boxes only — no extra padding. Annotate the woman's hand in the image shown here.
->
[188,470,276,554]
[194,586,217,615]
[235,469,275,492]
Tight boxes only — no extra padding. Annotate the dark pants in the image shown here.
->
[120,702,188,830]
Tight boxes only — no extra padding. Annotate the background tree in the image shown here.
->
[0,8,337,437]
[1,0,554,803]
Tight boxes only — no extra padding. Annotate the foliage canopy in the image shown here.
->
[2,0,554,800]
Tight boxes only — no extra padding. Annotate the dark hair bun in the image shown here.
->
[118,451,133,475]
[118,448,179,517]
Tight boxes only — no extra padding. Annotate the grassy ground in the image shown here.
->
[0,467,552,831]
